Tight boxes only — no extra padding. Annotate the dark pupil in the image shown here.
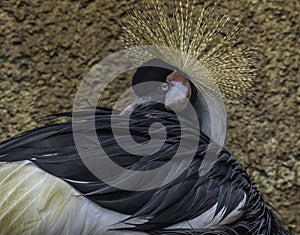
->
[160,83,169,92]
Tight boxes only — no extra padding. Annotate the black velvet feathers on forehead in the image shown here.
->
[132,59,177,96]
[132,58,199,105]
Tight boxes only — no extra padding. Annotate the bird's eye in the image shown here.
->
[159,83,169,93]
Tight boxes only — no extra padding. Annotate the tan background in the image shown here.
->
[0,0,299,233]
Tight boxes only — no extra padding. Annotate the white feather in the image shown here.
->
[167,193,246,229]
[0,161,146,235]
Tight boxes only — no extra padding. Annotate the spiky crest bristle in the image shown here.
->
[121,0,257,103]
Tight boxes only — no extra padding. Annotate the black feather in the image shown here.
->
[0,103,293,235]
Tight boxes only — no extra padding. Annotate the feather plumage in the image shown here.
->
[0,105,292,234]
[0,0,292,234]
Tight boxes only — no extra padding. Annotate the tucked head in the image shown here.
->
[121,58,226,145]
[128,59,196,113]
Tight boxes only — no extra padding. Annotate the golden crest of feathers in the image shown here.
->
[121,0,257,103]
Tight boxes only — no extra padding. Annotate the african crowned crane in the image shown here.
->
[0,0,293,234]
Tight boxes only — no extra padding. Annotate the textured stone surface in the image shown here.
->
[0,0,299,233]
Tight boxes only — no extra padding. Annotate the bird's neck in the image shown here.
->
[190,90,227,146]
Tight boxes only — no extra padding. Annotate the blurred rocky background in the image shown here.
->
[0,0,299,233]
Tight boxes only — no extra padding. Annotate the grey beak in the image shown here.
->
[120,96,153,115]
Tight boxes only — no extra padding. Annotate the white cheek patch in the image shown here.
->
[165,81,189,112]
